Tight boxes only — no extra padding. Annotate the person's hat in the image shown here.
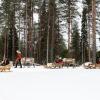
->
[16,50,21,53]
[59,57,62,59]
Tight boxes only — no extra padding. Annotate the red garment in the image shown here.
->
[55,59,63,63]
[16,53,22,61]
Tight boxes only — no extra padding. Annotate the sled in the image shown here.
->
[21,57,35,67]
[0,64,12,72]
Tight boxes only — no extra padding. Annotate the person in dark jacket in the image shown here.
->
[1,58,9,66]
[15,50,22,68]
[55,57,63,63]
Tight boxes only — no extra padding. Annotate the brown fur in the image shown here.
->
[45,63,63,69]
[53,62,63,68]
[63,58,75,66]
[0,64,12,72]
[95,64,100,69]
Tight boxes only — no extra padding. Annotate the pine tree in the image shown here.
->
[26,0,34,57]
[0,0,18,61]
[92,0,96,64]
[71,21,80,62]
[47,0,56,63]
[83,0,92,62]
[81,7,88,63]
[47,0,66,63]
[59,0,78,57]
[39,0,48,64]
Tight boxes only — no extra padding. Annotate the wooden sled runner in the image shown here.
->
[0,64,12,72]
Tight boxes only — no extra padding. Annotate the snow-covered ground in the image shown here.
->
[0,65,100,100]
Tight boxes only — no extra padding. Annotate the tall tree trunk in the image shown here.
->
[47,0,50,64]
[25,0,28,58]
[12,2,18,62]
[27,0,33,57]
[51,5,55,62]
[88,11,91,62]
[3,32,7,60]
[18,2,21,50]
[92,0,96,64]
[67,2,71,55]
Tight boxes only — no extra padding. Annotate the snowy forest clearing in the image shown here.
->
[0,0,99,99]
[0,65,100,100]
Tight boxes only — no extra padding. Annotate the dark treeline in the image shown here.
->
[0,0,99,64]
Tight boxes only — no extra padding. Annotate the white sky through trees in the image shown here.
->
[0,0,99,50]
[33,13,39,23]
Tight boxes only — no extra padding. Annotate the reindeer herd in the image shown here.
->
[45,58,77,69]
[0,57,100,72]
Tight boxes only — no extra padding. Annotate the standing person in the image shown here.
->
[1,58,9,66]
[15,50,22,68]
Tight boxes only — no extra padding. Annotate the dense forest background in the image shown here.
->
[0,0,100,64]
